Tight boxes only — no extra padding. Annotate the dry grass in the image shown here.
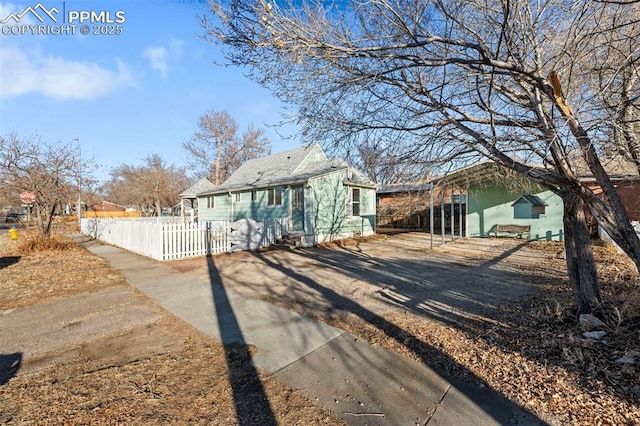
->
[0,231,345,425]
[316,233,388,248]
[0,317,341,425]
[0,231,126,310]
[15,233,76,254]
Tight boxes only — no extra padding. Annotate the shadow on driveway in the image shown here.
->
[0,353,22,386]
[250,249,547,425]
[206,256,276,425]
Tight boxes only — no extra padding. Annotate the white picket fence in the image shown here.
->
[80,217,289,261]
[599,221,640,253]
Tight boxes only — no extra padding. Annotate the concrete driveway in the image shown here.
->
[90,233,551,425]
[175,232,562,332]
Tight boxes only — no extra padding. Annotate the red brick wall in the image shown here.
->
[616,182,640,221]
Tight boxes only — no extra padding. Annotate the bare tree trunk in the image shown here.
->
[562,191,602,313]
[620,75,640,175]
[214,141,223,185]
[44,203,56,236]
[547,79,640,273]
[566,119,640,273]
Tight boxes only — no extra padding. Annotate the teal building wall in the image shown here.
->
[467,183,564,241]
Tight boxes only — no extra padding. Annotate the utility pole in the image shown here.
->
[74,137,81,224]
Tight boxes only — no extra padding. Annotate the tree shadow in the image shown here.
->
[294,243,540,334]
[250,250,547,425]
[206,255,277,425]
[0,353,22,385]
[0,256,20,269]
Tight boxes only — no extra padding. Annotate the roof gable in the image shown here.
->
[511,194,548,206]
[292,144,328,174]
[212,144,319,191]
[189,144,376,195]
[180,177,216,198]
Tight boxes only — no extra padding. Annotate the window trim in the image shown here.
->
[351,187,361,217]
[267,187,283,206]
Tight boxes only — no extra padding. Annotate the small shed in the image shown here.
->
[511,195,548,219]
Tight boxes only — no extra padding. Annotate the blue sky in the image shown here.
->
[0,0,300,184]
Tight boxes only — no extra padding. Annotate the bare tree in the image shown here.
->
[0,133,91,237]
[574,3,640,173]
[183,110,271,184]
[102,155,192,216]
[203,0,640,312]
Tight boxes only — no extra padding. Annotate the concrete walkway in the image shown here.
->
[85,240,546,426]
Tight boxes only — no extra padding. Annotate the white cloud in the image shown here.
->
[0,46,137,100]
[143,46,169,78]
[168,38,184,57]
[142,38,185,79]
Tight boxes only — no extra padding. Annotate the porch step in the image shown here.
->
[275,234,303,248]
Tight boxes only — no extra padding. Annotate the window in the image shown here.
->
[267,187,283,206]
[352,188,361,217]
[234,192,240,202]
[206,195,215,208]
[251,190,257,202]
[292,186,304,209]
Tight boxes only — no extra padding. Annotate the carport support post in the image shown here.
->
[459,191,463,238]
[441,188,445,245]
[450,189,455,241]
[429,186,434,249]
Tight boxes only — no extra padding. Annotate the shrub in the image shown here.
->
[16,234,76,254]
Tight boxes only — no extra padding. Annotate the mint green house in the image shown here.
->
[184,144,377,247]
[446,162,565,241]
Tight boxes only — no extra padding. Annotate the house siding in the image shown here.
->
[199,188,291,223]
[231,188,286,221]
[197,194,232,221]
[467,183,564,241]
[189,144,377,247]
[294,145,327,173]
[310,170,376,241]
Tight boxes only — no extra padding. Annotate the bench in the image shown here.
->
[494,224,531,239]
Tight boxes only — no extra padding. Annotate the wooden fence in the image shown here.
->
[80,217,289,261]
[83,211,142,218]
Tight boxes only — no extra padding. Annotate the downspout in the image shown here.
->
[309,181,315,245]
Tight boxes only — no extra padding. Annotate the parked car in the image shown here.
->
[5,212,26,223]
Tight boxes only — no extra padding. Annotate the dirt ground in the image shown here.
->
[171,232,640,425]
[1,230,638,425]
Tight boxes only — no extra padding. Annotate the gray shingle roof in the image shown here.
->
[179,177,216,198]
[511,194,548,206]
[377,182,433,194]
[195,144,376,195]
